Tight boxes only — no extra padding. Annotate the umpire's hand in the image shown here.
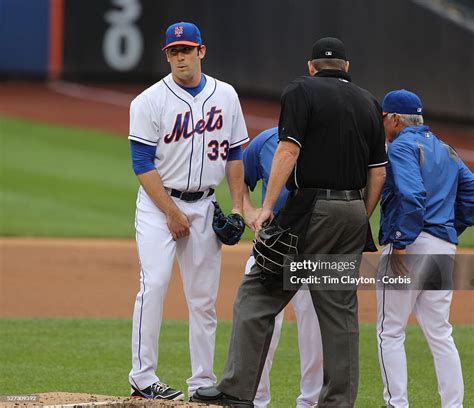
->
[253,207,274,238]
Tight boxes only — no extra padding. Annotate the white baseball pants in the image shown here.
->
[376,232,464,408]
[245,256,323,408]
[129,187,221,394]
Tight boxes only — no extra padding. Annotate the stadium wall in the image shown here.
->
[1,0,473,121]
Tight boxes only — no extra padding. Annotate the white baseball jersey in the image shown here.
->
[128,73,248,395]
[129,73,249,191]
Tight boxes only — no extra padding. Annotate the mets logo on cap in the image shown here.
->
[174,26,183,38]
[163,22,203,50]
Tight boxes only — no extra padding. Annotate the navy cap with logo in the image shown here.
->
[311,37,347,60]
[162,22,202,51]
[382,90,423,115]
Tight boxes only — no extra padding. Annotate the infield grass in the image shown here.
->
[0,116,473,246]
[0,318,472,407]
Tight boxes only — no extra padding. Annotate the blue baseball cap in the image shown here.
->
[382,90,423,115]
[162,22,202,51]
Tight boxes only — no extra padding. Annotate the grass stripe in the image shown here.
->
[0,116,472,245]
[0,318,472,407]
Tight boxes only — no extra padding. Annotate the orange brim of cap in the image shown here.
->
[162,41,200,51]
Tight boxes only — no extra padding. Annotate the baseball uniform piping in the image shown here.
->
[285,136,302,148]
[368,160,388,168]
[293,162,299,188]
[129,134,158,146]
[163,79,195,190]
[134,192,145,370]
[186,110,196,190]
[229,136,249,147]
[137,263,145,370]
[198,78,217,191]
[378,244,393,406]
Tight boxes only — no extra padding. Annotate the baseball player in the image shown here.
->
[376,90,474,408]
[243,127,323,408]
[127,22,248,400]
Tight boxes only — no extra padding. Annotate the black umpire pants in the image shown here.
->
[217,198,367,407]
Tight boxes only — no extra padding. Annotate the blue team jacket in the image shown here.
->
[243,127,288,212]
[379,125,473,249]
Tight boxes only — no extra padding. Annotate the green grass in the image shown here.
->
[0,116,138,237]
[0,116,472,245]
[0,319,472,407]
[0,116,252,239]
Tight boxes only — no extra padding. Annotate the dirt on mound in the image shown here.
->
[0,392,218,407]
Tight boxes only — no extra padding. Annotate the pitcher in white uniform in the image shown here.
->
[127,22,248,400]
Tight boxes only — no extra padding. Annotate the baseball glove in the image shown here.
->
[212,201,245,245]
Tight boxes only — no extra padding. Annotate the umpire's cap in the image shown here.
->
[163,22,202,51]
[311,37,346,60]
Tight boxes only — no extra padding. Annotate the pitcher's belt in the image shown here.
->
[169,188,215,202]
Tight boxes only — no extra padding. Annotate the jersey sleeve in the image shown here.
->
[368,100,388,168]
[128,94,159,146]
[454,160,474,236]
[227,145,243,161]
[130,140,156,175]
[278,79,308,147]
[389,141,426,248]
[229,92,249,148]
[243,136,264,191]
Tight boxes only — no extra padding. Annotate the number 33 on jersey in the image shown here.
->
[129,73,249,192]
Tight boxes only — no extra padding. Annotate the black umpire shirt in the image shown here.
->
[279,69,387,191]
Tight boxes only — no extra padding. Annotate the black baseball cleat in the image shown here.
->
[190,386,254,407]
[130,381,184,400]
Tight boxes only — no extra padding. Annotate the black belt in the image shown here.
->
[291,188,362,201]
[170,188,214,202]
[314,188,362,201]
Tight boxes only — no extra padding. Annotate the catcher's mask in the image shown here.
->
[253,220,298,289]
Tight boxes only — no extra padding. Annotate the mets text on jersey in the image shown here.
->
[164,107,223,143]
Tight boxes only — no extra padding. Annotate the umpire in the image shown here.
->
[192,37,387,407]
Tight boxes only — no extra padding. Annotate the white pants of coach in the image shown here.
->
[129,187,221,394]
[376,232,464,408]
[245,256,323,408]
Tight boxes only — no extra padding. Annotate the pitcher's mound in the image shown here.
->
[0,392,219,407]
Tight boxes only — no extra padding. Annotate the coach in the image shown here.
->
[376,90,474,408]
[192,37,387,407]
